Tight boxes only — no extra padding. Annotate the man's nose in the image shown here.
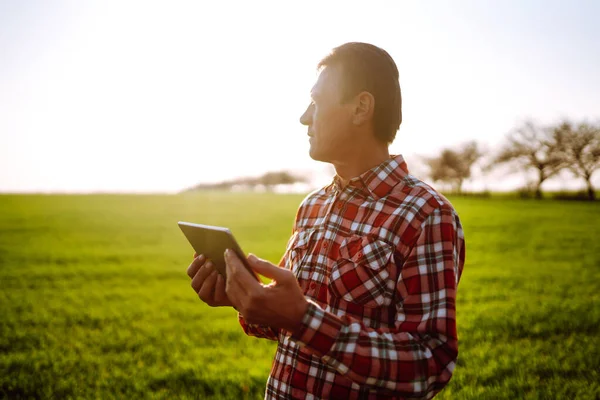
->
[299,105,312,126]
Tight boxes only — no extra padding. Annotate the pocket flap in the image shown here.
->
[338,235,394,271]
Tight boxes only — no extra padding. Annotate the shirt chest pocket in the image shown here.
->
[329,235,396,308]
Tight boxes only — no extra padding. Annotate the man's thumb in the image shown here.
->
[247,254,285,280]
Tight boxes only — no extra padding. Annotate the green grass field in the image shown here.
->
[1,193,599,399]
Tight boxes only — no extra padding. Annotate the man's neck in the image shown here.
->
[333,145,391,181]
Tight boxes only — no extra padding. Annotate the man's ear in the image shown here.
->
[353,91,375,125]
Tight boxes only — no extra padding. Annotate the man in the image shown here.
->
[187,42,465,399]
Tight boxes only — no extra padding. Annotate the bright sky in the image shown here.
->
[1,0,599,193]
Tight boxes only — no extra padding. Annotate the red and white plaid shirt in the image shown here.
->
[239,154,465,399]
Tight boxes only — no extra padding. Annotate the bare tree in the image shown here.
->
[492,120,563,199]
[553,120,600,200]
[425,141,483,194]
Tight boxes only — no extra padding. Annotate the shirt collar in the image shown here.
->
[330,154,409,199]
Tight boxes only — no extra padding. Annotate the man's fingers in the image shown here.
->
[187,254,206,279]
[225,257,247,297]
[224,252,255,309]
[224,250,260,292]
[191,260,214,292]
[224,268,242,308]
[197,269,218,302]
[247,254,288,281]
[214,274,228,304]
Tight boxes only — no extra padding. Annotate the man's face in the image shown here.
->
[299,65,355,163]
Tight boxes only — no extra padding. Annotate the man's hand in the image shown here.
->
[224,249,309,333]
[187,253,233,307]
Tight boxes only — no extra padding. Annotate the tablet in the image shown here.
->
[178,221,257,280]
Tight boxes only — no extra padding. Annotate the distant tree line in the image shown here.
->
[184,119,598,200]
[424,119,600,200]
[184,171,307,192]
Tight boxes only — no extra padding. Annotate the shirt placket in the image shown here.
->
[317,187,350,296]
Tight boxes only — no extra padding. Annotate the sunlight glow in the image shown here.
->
[1,1,599,193]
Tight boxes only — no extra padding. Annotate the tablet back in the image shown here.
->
[178,221,251,278]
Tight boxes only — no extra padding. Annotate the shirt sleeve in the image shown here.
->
[289,206,466,398]
[238,313,280,341]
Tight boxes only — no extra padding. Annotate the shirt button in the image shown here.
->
[310,282,317,289]
[285,365,292,374]
[336,202,343,209]
[323,242,329,248]
[357,251,363,258]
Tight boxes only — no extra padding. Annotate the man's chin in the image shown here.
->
[308,146,325,163]
[309,142,340,164]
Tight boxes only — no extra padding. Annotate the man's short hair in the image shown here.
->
[318,42,402,145]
